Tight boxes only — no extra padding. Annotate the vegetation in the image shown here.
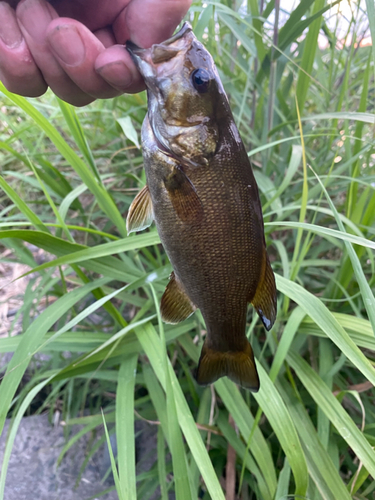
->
[0,1,374,499]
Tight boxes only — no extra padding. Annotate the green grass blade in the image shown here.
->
[101,409,124,500]
[304,112,375,124]
[0,82,127,236]
[57,98,102,183]
[0,229,156,282]
[0,175,48,232]
[0,141,75,202]
[157,427,169,500]
[9,231,161,275]
[295,0,325,110]
[149,284,193,500]
[278,382,352,500]
[217,413,272,500]
[269,306,306,381]
[275,458,291,500]
[215,379,277,498]
[28,161,73,241]
[135,323,226,500]
[117,116,141,149]
[177,335,277,497]
[143,363,169,442]
[116,355,138,500]
[248,0,266,62]
[276,274,375,385]
[365,0,375,82]
[310,168,375,331]
[289,97,309,284]
[265,222,375,250]
[254,365,309,497]
[346,53,371,218]
[263,145,302,211]
[77,315,155,364]
[288,352,375,478]
[194,5,214,41]
[0,277,110,436]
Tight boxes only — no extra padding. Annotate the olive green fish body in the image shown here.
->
[143,117,265,342]
[126,24,277,391]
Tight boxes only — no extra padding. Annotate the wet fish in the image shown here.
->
[126,23,277,391]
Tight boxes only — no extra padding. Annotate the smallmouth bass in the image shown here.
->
[126,23,277,391]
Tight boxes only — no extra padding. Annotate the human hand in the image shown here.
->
[0,0,192,106]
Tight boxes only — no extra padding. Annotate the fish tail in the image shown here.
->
[196,339,259,392]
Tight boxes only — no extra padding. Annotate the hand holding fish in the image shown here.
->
[0,0,192,105]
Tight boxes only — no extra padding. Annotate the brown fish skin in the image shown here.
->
[126,23,277,391]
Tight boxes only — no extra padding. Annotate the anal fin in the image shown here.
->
[164,167,203,223]
[196,339,259,392]
[251,254,277,331]
[161,271,196,324]
[126,185,153,234]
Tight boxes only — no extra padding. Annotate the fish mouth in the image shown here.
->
[126,22,192,66]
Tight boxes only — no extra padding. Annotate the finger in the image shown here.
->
[16,0,96,106]
[94,27,116,49]
[95,44,145,94]
[108,0,192,94]
[0,1,47,96]
[46,19,123,99]
[113,0,192,47]
[49,0,131,32]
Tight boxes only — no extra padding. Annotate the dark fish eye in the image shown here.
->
[191,68,210,93]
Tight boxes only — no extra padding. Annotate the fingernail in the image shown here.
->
[17,0,54,43]
[47,25,85,66]
[0,3,22,48]
[97,61,133,89]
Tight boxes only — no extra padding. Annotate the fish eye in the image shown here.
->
[191,68,210,93]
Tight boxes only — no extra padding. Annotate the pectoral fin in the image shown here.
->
[164,167,203,223]
[196,339,259,392]
[160,271,196,324]
[251,254,277,331]
[126,185,153,234]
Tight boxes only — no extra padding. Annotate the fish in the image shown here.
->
[126,22,277,391]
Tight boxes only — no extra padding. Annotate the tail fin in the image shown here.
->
[196,339,259,392]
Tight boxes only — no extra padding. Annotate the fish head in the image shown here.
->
[126,23,227,166]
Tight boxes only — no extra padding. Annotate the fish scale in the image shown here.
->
[126,23,277,391]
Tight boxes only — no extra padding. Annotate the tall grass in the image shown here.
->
[0,1,374,499]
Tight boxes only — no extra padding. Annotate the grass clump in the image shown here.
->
[0,1,375,499]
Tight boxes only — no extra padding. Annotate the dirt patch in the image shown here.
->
[0,248,32,337]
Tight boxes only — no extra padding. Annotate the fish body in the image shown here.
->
[126,23,277,391]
